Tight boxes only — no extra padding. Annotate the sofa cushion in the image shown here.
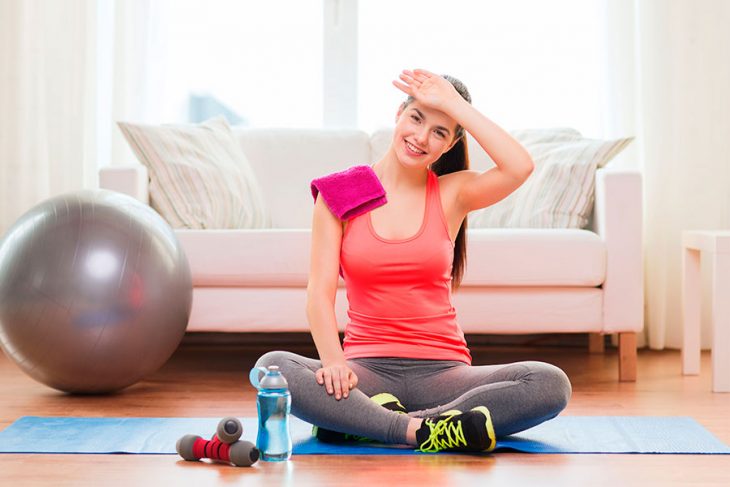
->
[462,229,605,286]
[177,228,605,287]
[177,229,313,286]
[464,128,580,226]
[235,128,371,229]
[118,117,269,229]
[469,130,633,229]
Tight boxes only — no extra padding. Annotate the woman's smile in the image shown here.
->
[405,139,427,156]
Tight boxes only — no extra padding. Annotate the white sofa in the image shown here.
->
[100,128,643,381]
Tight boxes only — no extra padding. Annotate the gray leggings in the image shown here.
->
[255,351,572,445]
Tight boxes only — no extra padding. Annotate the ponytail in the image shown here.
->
[431,135,469,291]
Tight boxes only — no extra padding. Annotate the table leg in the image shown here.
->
[682,247,701,375]
[711,252,730,392]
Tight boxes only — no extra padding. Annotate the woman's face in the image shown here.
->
[392,101,459,170]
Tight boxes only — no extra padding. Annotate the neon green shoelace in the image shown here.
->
[418,414,466,452]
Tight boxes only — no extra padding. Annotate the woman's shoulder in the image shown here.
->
[436,168,479,182]
[436,169,479,193]
[435,169,482,215]
[438,169,479,190]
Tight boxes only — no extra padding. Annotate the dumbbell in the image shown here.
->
[176,417,259,467]
[215,417,244,443]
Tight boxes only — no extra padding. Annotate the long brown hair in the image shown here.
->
[403,75,472,290]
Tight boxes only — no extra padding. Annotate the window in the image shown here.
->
[358,0,607,135]
[150,0,323,127]
[137,1,607,135]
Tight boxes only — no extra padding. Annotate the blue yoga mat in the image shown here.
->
[0,416,728,455]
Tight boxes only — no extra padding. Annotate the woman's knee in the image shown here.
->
[254,350,299,372]
[529,361,572,412]
[254,350,320,380]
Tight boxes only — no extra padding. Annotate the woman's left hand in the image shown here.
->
[392,69,462,112]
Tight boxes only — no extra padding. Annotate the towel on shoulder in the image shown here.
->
[310,165,387,221]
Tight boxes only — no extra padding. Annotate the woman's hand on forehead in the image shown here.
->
[392,69,461,113]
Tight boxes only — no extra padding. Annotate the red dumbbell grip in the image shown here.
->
[192,435,232,463]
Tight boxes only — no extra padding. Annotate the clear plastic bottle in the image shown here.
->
[249,365,292,461]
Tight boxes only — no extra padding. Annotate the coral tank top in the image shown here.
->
[340,170,472,364]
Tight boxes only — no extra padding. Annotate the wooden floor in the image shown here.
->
[1,340,730,486]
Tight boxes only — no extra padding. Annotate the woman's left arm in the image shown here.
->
[396,69,535,213]
[447,98,535,212]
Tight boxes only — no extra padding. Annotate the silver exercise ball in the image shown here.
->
[0,190,192,394]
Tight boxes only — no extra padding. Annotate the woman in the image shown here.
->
[256,69,571,453]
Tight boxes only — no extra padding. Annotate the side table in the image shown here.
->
[682,230,730,392]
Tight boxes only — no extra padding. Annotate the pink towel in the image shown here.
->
[310,165,387,221]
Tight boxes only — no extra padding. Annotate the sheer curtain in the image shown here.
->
[641,0,730,350]
[605,0,730,349]
[109,0,165,166]
[0,0,155,233]
[0,0,98,233]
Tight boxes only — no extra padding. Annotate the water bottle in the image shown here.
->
[249,365,292,461]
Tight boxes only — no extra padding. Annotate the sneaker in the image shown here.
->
[416,406,496,453]
[312,392,407,443]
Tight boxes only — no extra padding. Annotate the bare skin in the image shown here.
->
[307,69,535,446]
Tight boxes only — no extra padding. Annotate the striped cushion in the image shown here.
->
[469,129,632,229]
[118,117,269,229]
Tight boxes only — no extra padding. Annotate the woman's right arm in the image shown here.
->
[306,195,358,400]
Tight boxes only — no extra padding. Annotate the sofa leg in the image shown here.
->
[588,333,605,354]
[619,332,637,382]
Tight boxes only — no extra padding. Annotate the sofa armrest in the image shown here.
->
[99,165,150,205]
[592,168,644,333]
